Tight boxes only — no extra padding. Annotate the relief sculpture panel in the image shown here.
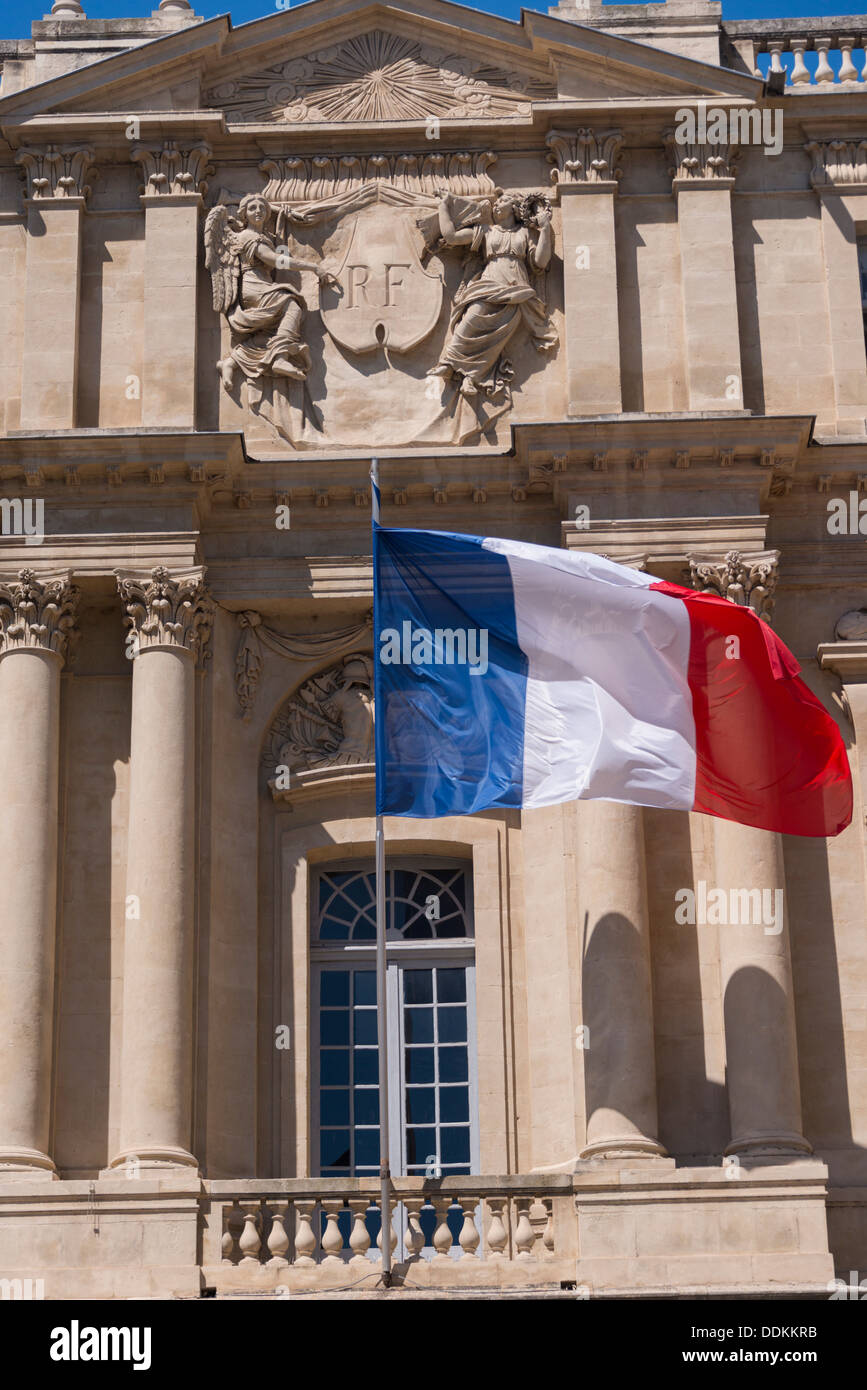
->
[205,163,559,450]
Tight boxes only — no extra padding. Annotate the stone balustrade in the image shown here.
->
[204,1176,574,1291]
[723,19,867,86]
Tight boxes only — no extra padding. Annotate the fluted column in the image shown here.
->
[0,570,79,1176]
[579,799,666,1158]
[688,550,811,1157]
[109,566,212,1173]
[547,128,624,415]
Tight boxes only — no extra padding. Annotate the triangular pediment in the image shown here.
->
[204,27,556,126]
[0,0,760,128]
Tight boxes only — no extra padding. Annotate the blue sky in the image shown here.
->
[2,0,864,37]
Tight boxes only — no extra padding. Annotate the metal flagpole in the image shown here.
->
[370,456,392,1285]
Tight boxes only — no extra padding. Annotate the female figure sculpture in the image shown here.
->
[427,189,557,398]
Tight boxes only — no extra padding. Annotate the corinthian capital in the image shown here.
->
[0,569,79,660]
[131,141,214,198]
[117,566,213,657]
[804,137,867,189]
[687,549,779,623]
[546,128,623,185]
[664,132,739,184]
[16,145,96,201]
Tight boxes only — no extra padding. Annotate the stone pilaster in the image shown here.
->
[665,131,744,411]
[131,142,213,428]
[803,137,867,435]
[547,128,624,415]
[109,566,213,1174]
[0,570,79,1177]
[16,146,94,431]
[688,550,811,1157]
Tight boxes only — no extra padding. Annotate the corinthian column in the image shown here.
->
[579,800,666,1158]
[687,549,811,1157]
[0,570,79,1176]
[109,567,212,1174]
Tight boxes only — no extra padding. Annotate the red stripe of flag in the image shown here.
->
[651,581,853,838]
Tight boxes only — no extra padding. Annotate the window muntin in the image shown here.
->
[316,864,473,942]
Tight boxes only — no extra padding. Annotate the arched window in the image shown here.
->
[311,859,478,1182]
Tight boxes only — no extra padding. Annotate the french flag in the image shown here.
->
[373,527,852,837]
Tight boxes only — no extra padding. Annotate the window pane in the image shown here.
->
[405,1047,434,1084]
[403,970,433,1005]
[438,1128,470,1166]
[354,1049,378,1085]
[320,1010,349,1046]
[354,1009,378,1046]
[354,1128,380,1168]
[437,1006,467,1043]
[439,1047,468,1083]
[354,1088,380,1126]
[406,1126,438,1165]
[320,1049,349,1085]
[436,968,466,1004]
[320,1129,350,1169]
[404,1007,434,1044]
[353,972,376,1006]
[440,1087,469,1124]
[406,1086,435,1125]
[320,972,349,1006]
[320,1089,349,1126]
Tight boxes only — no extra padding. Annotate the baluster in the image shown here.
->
[814,37,835,84]
[221,1201,242,1265]
[348,1199,372,1265]
[293,1200,317,1267]
[542,1199,555,1256]
[485,1197,509,1260]
[238,1201,262,1267]
[431,1196,453,1262]
[789,39,811,85]
[456,1198,480,1259]
[376,1202,398,1262]
[404,1198,425,1262]
[767,41,786,81]
[266,1202,290,1267]
[321,1201,346,1265]
[838,36,859,82]
[514,1197,537,1260]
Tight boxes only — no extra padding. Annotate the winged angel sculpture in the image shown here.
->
[204,192,336,395]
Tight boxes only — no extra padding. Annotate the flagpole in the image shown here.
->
[370,455,392,1286]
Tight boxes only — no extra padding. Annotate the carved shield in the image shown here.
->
[321,209,443,354]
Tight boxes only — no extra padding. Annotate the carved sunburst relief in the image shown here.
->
[206,29,555,124]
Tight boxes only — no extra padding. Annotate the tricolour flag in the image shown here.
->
[372,527,852,837]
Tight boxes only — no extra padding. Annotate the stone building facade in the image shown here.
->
[0,0,866,1298]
